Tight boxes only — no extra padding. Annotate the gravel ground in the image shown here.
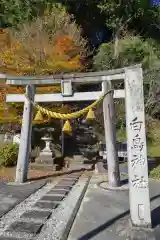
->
[0,180,59,239]
[36,176,90,240]
[0,172,90,240]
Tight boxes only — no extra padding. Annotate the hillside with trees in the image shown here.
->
[0,0,160,160]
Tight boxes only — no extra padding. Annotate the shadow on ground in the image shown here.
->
[68,169,160,240]
[77,193,160,240]
[78,210,130,240]
[152,205,160,228]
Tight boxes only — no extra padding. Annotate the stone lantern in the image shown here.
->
[35,127,55,167]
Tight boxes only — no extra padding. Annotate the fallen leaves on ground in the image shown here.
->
[0,167,55,182]
[0,166,91,182]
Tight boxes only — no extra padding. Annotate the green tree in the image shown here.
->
[0,0,31,27]
[94,35,160,119]
[0,0,58,28]
[98,0,160,40]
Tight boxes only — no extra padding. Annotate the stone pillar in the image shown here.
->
[102,79,120,187]
[125,66,151,227]
[15,85,35,183]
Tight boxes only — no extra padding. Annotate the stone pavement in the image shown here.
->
[0,180,46,218]
[67,174,160,240]
[0,171,88,240]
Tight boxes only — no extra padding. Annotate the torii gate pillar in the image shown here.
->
[102,80,120,187]
[15,85,35,183]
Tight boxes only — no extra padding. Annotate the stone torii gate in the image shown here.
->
[4,65,152,231]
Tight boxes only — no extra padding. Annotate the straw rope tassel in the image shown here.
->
[62,120,72,133]
[34,110,44,121]
[86,108,96,120]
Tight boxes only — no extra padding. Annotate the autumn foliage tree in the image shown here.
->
[0,4,87,75]
[0,4,88,124]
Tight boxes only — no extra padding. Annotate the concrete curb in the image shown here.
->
[98,181,129,191]
[61,176,91,240]
[7,180,47,186]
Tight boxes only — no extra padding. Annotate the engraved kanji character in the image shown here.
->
[132,134,144,151]
[130,117,143,132]
[131,175,148,189]
[131,154,145,168]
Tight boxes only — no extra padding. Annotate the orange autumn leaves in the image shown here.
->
[53,35,83,71]
[0,30,84,76]
[0,5,87,76]
[0,5,87,124]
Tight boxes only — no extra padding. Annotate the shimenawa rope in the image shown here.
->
[26,89,113,120]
